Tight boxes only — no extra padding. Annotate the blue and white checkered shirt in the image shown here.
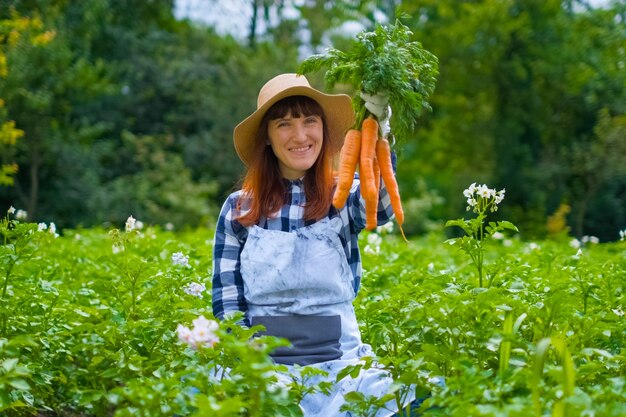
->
[211,173,395,326]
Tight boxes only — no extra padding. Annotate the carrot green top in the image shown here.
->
[298,17,439,142]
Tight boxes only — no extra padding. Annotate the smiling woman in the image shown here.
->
[210,73,417,416]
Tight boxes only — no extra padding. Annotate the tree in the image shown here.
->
[0,0,301,227]
[396,0,626,239]
[568,110,626,238]
[0,4,112,222]
[0,12,51,188]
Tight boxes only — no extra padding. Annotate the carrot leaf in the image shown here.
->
[297,17,439,141]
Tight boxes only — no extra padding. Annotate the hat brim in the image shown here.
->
[233,85,355,166]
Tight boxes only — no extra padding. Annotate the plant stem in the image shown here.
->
[2,263,13,299]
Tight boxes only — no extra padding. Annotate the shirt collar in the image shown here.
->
[283,177,304,187]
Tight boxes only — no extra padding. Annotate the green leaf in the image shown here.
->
[342,390,365,402]
[1,358,18,372]
[498,221,519,232]
[9,379,30,390]
[445,219,473,235]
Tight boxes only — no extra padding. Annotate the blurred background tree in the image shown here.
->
[0,0,624,240]
[0,11,49,187]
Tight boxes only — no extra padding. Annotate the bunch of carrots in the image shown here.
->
[298,18,439,241]
[333,116,406,241]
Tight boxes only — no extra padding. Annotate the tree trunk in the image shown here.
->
[27,139,40,221]
[248,0,258,48]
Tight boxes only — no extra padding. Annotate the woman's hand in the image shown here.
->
[360,91,391,138]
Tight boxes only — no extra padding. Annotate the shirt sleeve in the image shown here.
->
[211,193,250,327]
[349,150,397,230]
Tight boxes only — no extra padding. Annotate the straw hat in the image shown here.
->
[233,73,355,166]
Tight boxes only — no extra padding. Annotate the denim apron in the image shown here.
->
[240,217,414,417]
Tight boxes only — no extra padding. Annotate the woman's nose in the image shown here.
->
[293,120,307,141]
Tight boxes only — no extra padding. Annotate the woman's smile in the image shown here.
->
[289,144,313,153]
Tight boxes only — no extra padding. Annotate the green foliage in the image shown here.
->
[531,337,576,417]
[566,109,626,237]
[90,131,217,229]
[1,1,624,241]
[298,17,439,140]
[396,0,626,240]
[0,11,49,187]
[0,1,303,229]
[357,228,626,416]
[1,203,626,415]
[0,4,116,224]
[401,177,446,236]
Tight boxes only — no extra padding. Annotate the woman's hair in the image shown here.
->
[236,95,335,227]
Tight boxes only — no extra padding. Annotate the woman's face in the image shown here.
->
[267,112,324,180]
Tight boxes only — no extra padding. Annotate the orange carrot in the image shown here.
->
[360,117,379,230]
[376,137,408,241]
[333,129,362,209]
[372,154,381,198]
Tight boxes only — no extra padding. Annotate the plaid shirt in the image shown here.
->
[211,173,395,326]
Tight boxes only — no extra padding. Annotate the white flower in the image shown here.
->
[364,244,380,255]
[184,282,206,297]
[463,183,476,198]
[48,222,59,238]
[192,315,217,331]
[367,232,382,247]
[619,230,625,241]
[135,220,144,230]
[527,242,540,251]
[38,222,47,231]
[572,248,583,259]
[477,184,493,199]
[176,324,193,344]
[463,182,505,212]
[495,189,505,204]
[15,209,27,220]
[172,251,190,267]
[125,215,136,232]
[364,233,382,255]
[7,206,15,214]
[376,221,394,234]
[192,316,220,347]
[580,235,599,245]
[112,243,123,254]
[569,238,581,249]
[192,325,219,348]
[165,222,174,231]
[177,316,220,349]
[492,231,505,240]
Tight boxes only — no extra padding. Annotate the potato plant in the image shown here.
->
[1,203,624,416]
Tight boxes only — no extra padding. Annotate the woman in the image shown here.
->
[212,73,415,416]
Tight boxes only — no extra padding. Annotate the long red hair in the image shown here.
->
[236,96,335,227]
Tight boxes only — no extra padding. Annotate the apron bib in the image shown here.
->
[240,217,414,417]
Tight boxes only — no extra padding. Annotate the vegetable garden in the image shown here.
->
[2,4,625,417]
[2,195,625,416]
